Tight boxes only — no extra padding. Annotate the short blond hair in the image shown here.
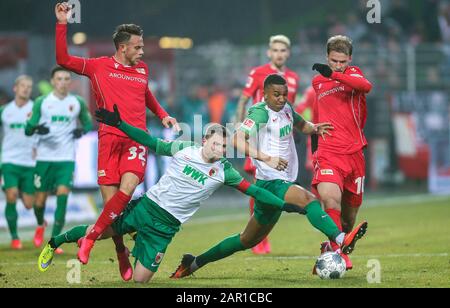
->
[14,75,33,86]
[269,35,291,48]
[327,35,353,56]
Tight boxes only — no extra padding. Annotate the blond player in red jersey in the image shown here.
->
[54,2,179,281]
[235,35,299,254]
[311,35,372,273]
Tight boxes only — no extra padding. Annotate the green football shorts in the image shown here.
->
[1,163,35,194]
[34,161,75,192]
[254,179,295,225]
[111,196,181,273]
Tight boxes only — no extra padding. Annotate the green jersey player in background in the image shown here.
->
[25,67,93,254]
[171,74,368,278]
[38,105,304,283]
[0,75,36,250]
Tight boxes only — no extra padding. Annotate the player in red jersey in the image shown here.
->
[54,2,179,280]
[295,85,318,180]
[235,35,299,255]
[311,35,372,272]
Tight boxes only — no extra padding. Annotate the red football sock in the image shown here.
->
[249,197,255,215]
[325,209,342,251]
[87,191,131,241]
[112,235,126,253]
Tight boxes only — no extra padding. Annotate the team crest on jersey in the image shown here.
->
[155,252,164,264]
[69,105,74,112]
[27,112,32,119]
[287,77,296,85]
[136,68,146,75]
[209,167,218,177]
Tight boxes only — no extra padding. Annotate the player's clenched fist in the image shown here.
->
[312,63,333,78]
[55,2,71,24]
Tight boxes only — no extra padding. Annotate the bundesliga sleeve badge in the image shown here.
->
[242,118,255,131]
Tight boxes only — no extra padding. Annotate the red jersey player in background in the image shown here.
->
[311,35,371,273]
[235,35,299,254]
[295,85,318,185]
[54,2,179,281]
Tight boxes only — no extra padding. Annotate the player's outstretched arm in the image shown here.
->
[289,105,334,139]
[95,105,158,150]
[294,119,334,140]
[145,88,180,132]
[95,105,192,156]
[243,183,300,212]
[223,165,304,214]
[55,3,94,76]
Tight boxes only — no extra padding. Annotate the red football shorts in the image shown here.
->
[97,132,147,186]
[311,149,366,208]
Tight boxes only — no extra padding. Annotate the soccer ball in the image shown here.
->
[315,251,346,279]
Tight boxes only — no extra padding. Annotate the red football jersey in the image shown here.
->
[312,66,372,154]
[55,23,168,137]
[295,85,317,122]
[243,63,299,105]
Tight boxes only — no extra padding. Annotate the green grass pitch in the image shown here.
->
[1,195,449,288]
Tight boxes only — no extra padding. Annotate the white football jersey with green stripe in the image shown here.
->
[30,93,86,162]
[146,144,242,223]
[240,102,299,182]
[0,100,36,167]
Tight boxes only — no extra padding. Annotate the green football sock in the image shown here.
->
[52,194,68,237]
[50,225,89,248]
[195,234,246,268]
[33,205,45,226]
[305,200,342,241]
[5,202,19,240]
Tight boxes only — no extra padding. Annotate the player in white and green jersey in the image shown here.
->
[171,74,368,279]
[25,67,93,251]
[38,105,304,283]
[0,75,36,249]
